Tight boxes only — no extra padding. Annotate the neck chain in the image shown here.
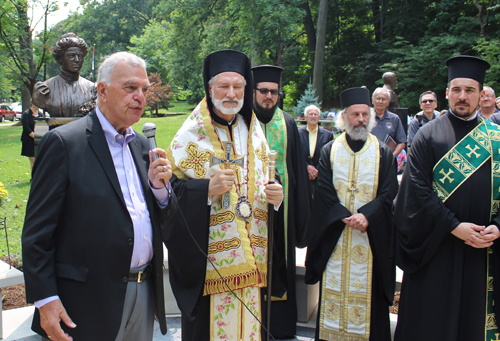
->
[213,117,253,222]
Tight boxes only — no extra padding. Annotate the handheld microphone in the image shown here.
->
[142,122,158,160]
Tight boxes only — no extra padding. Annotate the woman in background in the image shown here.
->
[21,102,39,174]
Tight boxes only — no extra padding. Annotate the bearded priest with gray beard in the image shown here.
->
[165,49,287,341]
[305,87,398,341]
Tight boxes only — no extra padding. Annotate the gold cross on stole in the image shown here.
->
[347,180,359,204]
[439,169,454,184]
[211,141,244,209]
[256,141,269,171]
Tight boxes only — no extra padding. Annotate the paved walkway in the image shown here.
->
[2,307,316,341]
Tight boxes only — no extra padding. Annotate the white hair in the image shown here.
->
[372,87,390,99]
[97,52,147,85]
[304,104,320,116]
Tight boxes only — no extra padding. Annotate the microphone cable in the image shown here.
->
[155,170,277,341]
[144,122,277,340]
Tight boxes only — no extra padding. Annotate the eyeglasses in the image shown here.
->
[374,97,388,102]
[483,95,495,99]
[422,99,435,104]
[256,88,279,96]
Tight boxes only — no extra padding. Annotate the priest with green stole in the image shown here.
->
[165,50,287,341]
[305,87,398,341]
[394,56,500,341]
[251,64,310,339]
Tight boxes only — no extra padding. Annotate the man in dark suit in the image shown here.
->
[22,51,176,341]
[298,104,333,198]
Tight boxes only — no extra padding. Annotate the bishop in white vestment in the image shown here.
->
[165,49,286,341]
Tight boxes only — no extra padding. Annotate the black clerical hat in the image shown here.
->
[446,55,490,85]
[340,87,371,108]
[202,49,254,124]
[251,65,283,85]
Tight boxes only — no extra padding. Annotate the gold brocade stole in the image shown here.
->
[166,98,270,297]
[319,133,379,341]
[430,118,500,341]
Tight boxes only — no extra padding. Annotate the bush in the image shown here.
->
[293,83,322,117]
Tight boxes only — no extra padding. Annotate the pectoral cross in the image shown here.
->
[439,168,454,184]
[347,180,359,200]
[466,144,481,158]
[211,142,245,209]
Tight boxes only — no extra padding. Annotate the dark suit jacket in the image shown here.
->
[22,110,176,340]
[298,126,333,168]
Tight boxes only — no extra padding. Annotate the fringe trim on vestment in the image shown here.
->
[204,269,266,296]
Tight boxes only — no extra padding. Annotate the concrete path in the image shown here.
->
[2,307,316,341]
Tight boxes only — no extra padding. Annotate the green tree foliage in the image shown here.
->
[0,0,55,106]
[293,83,321,118]
[61,0,156,79]
[12,0,500,114]
[474,37,500,92]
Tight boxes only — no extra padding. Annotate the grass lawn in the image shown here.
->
[0,115,187,260]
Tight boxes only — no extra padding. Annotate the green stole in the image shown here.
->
[431,118,500,340]
[260,107,289,254]
[260,108,289,301]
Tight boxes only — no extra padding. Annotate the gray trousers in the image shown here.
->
[114,265,154,341]
[42,264,154,341]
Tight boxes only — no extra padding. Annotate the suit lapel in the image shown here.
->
[301,128,310,155]
[313,128,323,158]
[86,111,126,206]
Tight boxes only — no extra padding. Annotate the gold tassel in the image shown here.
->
[203,270,267,296]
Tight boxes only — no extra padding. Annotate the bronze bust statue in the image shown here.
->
[382,71,400,111]
[32,33,96,117]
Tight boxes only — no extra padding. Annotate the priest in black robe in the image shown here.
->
[251,65,311,339]
[165,50,287,341]
[394,55,500,341]
[305,87,397,341]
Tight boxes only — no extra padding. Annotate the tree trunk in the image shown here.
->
[313,0,328,105]
[15,1,37,106]
[372,0,381,43]
[250,5,261,66]
[380,0,384,41]
[474,0,493,40]
[21,83,30,111]
[299,0,316,66]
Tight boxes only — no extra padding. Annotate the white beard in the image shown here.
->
[345,122,369,141]
[211,88,244,116]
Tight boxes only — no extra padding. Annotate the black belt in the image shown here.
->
[127,264,152,283]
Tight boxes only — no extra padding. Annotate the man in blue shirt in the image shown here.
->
[22,52,177,341]
[408,91,439,147]
[477,86,500,124]
[370,87,407,158]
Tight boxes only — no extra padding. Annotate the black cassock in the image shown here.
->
[394,112,500,341]
[305,135,397,341]
[164,119,287,341]
[259,111,311,339]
